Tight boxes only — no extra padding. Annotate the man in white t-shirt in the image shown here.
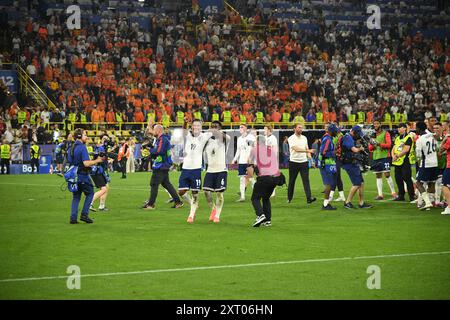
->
[287,123,316,204]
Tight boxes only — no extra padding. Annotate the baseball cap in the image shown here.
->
[328,123,339,134]
[352,125,362,136]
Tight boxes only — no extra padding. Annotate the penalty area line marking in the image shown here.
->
[1,250,450,283]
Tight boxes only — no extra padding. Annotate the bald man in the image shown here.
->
[142,124,183,210]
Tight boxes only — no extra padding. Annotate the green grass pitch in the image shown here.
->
[1,169,450,300]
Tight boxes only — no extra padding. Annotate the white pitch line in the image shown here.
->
[1,250,450,284]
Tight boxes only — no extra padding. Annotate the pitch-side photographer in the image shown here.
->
[340,126,372,210]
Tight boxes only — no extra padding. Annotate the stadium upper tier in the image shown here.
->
[0,0,449,128]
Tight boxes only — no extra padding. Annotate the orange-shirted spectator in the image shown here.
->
[44,64,53,81]
[91,108,101,123]
[106,109,116,123]
[271,110,281,122]
[134,108,145,122]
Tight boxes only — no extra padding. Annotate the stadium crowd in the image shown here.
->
[0,0,449,139]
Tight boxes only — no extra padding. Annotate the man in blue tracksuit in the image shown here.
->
[68,129,105,224]
[142,124,183,210]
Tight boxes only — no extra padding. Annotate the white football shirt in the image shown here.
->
[416,133,438,168]
[204,133,230,173]
[233,133,256,164]
[182,131,212,170]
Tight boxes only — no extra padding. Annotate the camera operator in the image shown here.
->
[89,136,113,212]
[142,124,183,210]
[68,129,105,224]
[340,126,372,209]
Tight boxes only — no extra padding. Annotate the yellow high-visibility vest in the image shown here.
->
[357,111,365,123]
[223,111,231,123]
[1,144,11,159]
[194,111,202,121]
[212,113,220,122]
[240,114,247,124]
[384,113,392,123]
[255,112,264,123]
[316,112,323,123]
[177,111,185,124]
[30,145,40,159]
[18,111,27,124]
[116,113,123,123]
[282,113,290,123]
[80,113,87,123]
[392,134,412,166]
[162,114,170,128]
[147,112,156,122]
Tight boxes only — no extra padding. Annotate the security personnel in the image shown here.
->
[67,129,105,224]
[255,111,264,124]
[384,112,392,124]
[147,110,156,123]
[222,109,231,124]
[176,110,185,125]
[30,110,39,125]
[194,109,202,121]
[319,123,339,210]
[0,139,11,174]
[162,112,171,128]
[440,113,447,123]
[18,108,27,125]
[79,111,87,124]
[357,110,365,123]
[211,111,220,122]
[282,112,290,123]
[348,113,356,124]
[116,111,123,124]
[340,125,372,209]
[30,141,41,174]
[394,112,402,124]
[391,123,415,201]
[239,114,247,124]
[316,111,323,123]
[68,111,77,131]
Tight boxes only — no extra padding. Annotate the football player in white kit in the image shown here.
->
[203,121,231,223]
[179,119,212,223]
[415,121,439,211]
[232,124,256,202]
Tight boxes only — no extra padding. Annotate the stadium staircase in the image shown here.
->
[16,64,56,111]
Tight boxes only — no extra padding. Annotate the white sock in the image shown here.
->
[323,199,329,207]
[215,193,224,219]
[422,192,432,206]
[386,176,396,194]
[429,192,435,204]
[329,190,335,201]
[250,178,256,188]
[271,188,276,197]
[189,193,199,218]
[436,177,442,203]
[239,177,246,199]
[99,198,105,209]
[339,191,345,199]
[376,178,383,197]
[182,193,192,203]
